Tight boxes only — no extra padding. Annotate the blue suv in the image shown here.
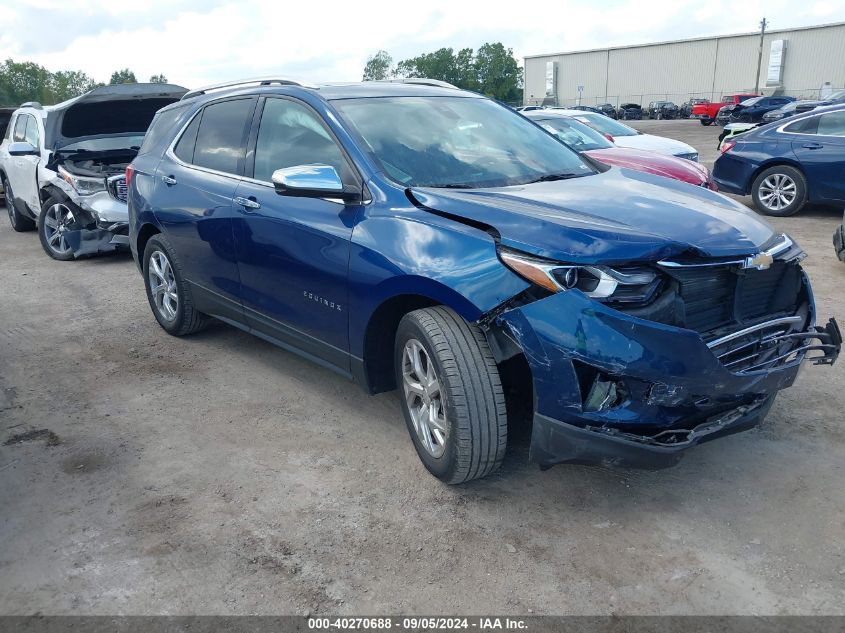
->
[127,78,840,483]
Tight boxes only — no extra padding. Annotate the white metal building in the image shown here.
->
[523,21,845,107]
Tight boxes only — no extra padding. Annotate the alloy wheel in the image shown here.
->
[148,250,179,322]
[43,203,74,256]
[758,174,797,212]
[402,338,448,458]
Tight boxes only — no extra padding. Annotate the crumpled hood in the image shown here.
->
[45,83,187,150]
[409,167,775,264]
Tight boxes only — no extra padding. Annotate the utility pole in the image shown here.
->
[754,17,768,94]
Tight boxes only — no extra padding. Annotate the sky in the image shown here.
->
[0,0,843,88]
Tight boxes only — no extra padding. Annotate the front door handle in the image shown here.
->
[234,196,261,210]
[802,142,823,150]
[162,175,177,185]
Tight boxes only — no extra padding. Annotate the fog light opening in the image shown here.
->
[583,373,625,412]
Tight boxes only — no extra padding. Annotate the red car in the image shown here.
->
[525,111,717,190]
[691,94,759,126]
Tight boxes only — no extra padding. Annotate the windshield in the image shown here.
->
[740,97,763,106]
[59,136,145,152]
[530,116,613,151]
[570,112,639,137]
[333,96,594,188]
[828,90,845,101]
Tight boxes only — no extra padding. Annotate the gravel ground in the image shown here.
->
[1,119,844,616]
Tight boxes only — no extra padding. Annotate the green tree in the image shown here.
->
[149,74,168,84]
[392,43,521,99]
[0,58,52,105]
[362,51,392,81]
[475,42,522,102]
[49,70,100,102]
[109,69,137,85]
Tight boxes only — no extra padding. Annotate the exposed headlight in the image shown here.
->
[58,166,107,196]
[499,248,663,305]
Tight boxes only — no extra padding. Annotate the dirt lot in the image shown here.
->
[1,119,844,616]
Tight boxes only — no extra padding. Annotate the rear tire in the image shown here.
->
[3,176,35,232]
[394,306,507,484]
[143,234,209,336]
[751,165,807,217]
[700,119,713,126]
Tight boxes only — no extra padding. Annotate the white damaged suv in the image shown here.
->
[0,83,185,260]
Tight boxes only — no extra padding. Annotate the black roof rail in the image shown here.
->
[181,77,317,100]
[381,78,459,90]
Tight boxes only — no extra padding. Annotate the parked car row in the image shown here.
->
[2,78,841,485]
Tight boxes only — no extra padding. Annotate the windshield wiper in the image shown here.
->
[525,172,581,184]
[431,183,475,189]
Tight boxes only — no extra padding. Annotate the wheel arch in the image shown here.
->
[135,222,162,272]
[355,279,494,395]
[749,159,808,197]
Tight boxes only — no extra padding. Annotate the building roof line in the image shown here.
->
[523,20,845,60]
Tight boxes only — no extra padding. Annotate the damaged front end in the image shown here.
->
[483,234,841,470]
[43,153,132,256]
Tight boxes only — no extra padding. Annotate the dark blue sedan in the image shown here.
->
[713,104,845,216]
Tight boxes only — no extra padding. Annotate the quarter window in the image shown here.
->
[252,98,352,184]
[13,115,28,142]
[191,98,254,175]
[784,116,819,135]
[173,112,201,163]
[817,111,845,137]
[24,116,40,148]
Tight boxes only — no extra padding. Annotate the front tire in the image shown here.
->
[38,197,75,260]
[3,176,35,232]
[143,234,209,336]
[700,118,713,126]
[751,165,807,217]
[394,307,507,484]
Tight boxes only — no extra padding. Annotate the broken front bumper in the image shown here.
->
[494,290,840,470]
[61,190,130,256]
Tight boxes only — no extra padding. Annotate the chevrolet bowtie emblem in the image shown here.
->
[744,251,774,270]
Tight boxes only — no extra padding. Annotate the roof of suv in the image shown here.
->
[173,78,475,108]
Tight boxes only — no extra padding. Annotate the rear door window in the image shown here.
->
[191,98,255,175]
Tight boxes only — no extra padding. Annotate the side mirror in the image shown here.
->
[272,164,359,202]
[8,141,38,156]
[603,133,615,143]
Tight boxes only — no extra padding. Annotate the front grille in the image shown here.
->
[664,260,803,340]
[108,176,128,203]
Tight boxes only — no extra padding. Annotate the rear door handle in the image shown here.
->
[162,175,177,185]
[234,196,261,210]
[802,142,823,150]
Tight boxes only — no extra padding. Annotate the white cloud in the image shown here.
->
[0,0,843,88]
